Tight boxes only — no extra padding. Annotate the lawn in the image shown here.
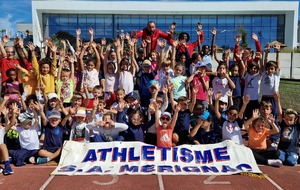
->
[279,79,300,112]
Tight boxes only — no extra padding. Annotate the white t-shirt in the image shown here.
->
[105,73,119,92]
[212,76,229,100]
[0,127,6,144]
[16,125,40,150]
[222,120,243,145]
[261,71,280,96]
[119,71,134,95]
[243,72,261,100]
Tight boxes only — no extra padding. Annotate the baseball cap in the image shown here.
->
[195,61,207,69]
[142,59,151,66]
[75,109,86,117]
[19,118,32,125]
[219,96,228,104]
[48,110,61,119]
[126,92,139,100]
[199,111,210,120]
[48,93,58,100]
[148,80,158,88]
[161,112,171,119]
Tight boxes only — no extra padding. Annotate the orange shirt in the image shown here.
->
[156,125,173,148]
[248,127,270,150]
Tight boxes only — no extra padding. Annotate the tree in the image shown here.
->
[239,25,248,48]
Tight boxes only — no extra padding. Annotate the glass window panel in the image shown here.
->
[262,16,271,26]
[243,16,251,26]
[68,15,77,24]
[252,16,261,26]
[270,16,278,27]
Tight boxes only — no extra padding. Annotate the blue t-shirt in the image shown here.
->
[174,109,191,134]
[43,123,65,152]
[230,76,242,97]
[278,121,300,154]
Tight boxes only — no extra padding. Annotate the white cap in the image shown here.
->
[48,93,58,100]
[161,112,172,118]
[219,96,228,104]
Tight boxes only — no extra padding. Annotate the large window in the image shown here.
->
[42,13,285,49]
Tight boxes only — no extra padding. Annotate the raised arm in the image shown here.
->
[238,94,250,120]
[210,28,216,56]
[274,92,282,123]
[91,42,101,72]
[76,28,81,51]
[89,28,94,44]
[214,90,222,119]
[189,85,198,113]
[274,43,281,72]
[170,104,180,128]
[243,109,259,131]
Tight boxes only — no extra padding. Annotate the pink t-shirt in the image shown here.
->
[192,76,209,101]
[156,125,173,148]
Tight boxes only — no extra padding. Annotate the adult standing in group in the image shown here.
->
[132,21,173,51]
[0,36,20,83]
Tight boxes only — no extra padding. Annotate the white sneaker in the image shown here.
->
[29,157,36,164]
[268,159,282,167]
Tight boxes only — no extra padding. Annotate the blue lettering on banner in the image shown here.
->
[141,165,155,172]
[119,165,139,172]
[86,166,103,173]
[180,148,194,163]
[201,166,219,173]
[236,164,252,172]
[98,148,112,161]
[182,166,201,173]
[194,150,213,164]
[142,145,155,161]
[158,165,173,173]
[82,149,97,162]
[214,146,230,161]
[157,147,169,161]
[112,147,127,162]
[221,165,237,173]
[58,165,77,172]
[174,165,182,172]
[129,147,140,161]
[173,147,178,162]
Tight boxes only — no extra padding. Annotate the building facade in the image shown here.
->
[32,0,299,49]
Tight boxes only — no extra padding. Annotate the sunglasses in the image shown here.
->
[143,65,151,68]
[160,117,170,121]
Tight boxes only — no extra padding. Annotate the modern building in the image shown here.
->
[32,0,299,49]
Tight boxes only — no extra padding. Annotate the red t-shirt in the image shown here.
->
[0,58,20,82]
[156,125,173,148]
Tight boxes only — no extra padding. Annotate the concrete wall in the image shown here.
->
[214,53,300,79]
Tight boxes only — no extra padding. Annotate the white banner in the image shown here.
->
[51,140,261,175]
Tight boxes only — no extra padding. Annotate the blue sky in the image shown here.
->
[0,0,299,36]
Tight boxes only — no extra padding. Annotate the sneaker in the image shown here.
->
[3,165,13,175]
[29,157,36,164]
[0,166,3,173]
[37,157,48,164]
[268,159,282,167]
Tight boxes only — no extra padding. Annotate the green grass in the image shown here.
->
[279,80,300,112]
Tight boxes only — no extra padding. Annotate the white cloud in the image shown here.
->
[0,14,15,36]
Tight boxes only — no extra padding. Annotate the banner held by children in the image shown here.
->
[51,140,261,176]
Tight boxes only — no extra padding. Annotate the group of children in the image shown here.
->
[0,22,299,175]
